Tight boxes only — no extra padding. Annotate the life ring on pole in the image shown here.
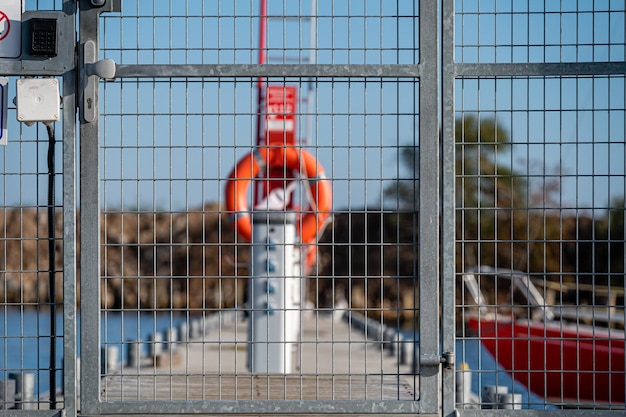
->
[225,147,332,244]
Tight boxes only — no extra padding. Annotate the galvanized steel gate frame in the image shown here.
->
[77,0,442,416]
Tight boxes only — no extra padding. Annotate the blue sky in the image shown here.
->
[0,1,624,212]
[95,0,419,211]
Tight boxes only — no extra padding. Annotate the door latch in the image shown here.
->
[420,351,455,369]
[82,40,116,123]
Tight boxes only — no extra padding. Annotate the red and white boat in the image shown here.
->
[463,266,625,407]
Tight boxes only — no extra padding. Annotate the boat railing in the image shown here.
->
[462,265,625,327]
[462,266,554,321]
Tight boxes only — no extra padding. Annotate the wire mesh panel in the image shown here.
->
[72,0,626,415]
[455,75,626,411]
[0,120,64,411]
[455,1,626,64]
[90,76,422,412]
[452,0,626,413]
[0,0,77,414]
[100,1,419,66]
[79,1,430,415]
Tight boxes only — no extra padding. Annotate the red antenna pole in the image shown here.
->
[256,0,267,147]
[254,0,268,205]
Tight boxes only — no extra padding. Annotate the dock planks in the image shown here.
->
[101,312,417,402]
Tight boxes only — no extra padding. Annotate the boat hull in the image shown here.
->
[467,316,625,406]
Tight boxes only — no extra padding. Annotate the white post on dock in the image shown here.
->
[164,327,178,352]
[126,341,143,368]
[481,385,508,409]
[248,211,300,373]
[9,372,35,410]
[498,393,522,410]
[149,332,163,357]
[455,363,473,407]
[101,346,119,373]
[0,379,16,410]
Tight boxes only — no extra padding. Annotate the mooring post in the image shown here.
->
[149,332,163,357]
[0,379,16,410]
[100,346,119,373]
[164,327,178,352]
[498,393,522,409]
[9,372,35,410]
[481,385,508,409]
[126,341,143,368]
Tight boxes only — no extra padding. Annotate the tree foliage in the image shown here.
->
[386,114,522,209]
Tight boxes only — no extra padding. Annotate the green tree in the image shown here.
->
[386,115,519,207]
[385,114,527,267]
[589,198,625,285]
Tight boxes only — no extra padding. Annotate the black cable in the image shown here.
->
[46,123,57,408]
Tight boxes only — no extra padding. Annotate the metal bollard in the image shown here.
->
[0,379,16,410]
[498,393,522,409]
[9,372,35,410]
[481,385,508,409]
[101,346,119,373]
[178,323,188,343]
[411,343,420,374]
[126,341,143,368]
[190,319,202,339]
[386,332,402,357]
[382,327,397,352]
[399,337,414,365]
[368,321,383,342]
[149,332,163,357]
[455,363,473,407]
[164,327,178,352]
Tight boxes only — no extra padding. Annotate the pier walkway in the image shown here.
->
[100,311,417,402]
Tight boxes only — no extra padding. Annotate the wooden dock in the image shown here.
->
[101,311,417,402]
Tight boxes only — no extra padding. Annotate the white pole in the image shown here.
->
[248,212,297,373]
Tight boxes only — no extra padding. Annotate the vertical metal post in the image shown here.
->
[419,0,442,414]
[62,1,78,415]
[248,212,299,373]
[441,0,457,416]
[79,0,104,411]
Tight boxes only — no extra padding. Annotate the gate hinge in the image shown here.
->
[420,352,454,369]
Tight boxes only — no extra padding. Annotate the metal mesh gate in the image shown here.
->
[79,1,435,416]
[448,0,626,414]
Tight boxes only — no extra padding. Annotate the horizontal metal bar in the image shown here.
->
[456,62,626,77]
[87,400,421,415]
[0,61,68,76]
[0,411,64,417]
[114,64,421,79]
[460,410,624,417]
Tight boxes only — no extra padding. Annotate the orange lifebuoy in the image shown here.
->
[225,147,332,244]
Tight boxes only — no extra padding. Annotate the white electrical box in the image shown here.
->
[16,78,60,125]
[0,77,7,145]
[0,0,23,59]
